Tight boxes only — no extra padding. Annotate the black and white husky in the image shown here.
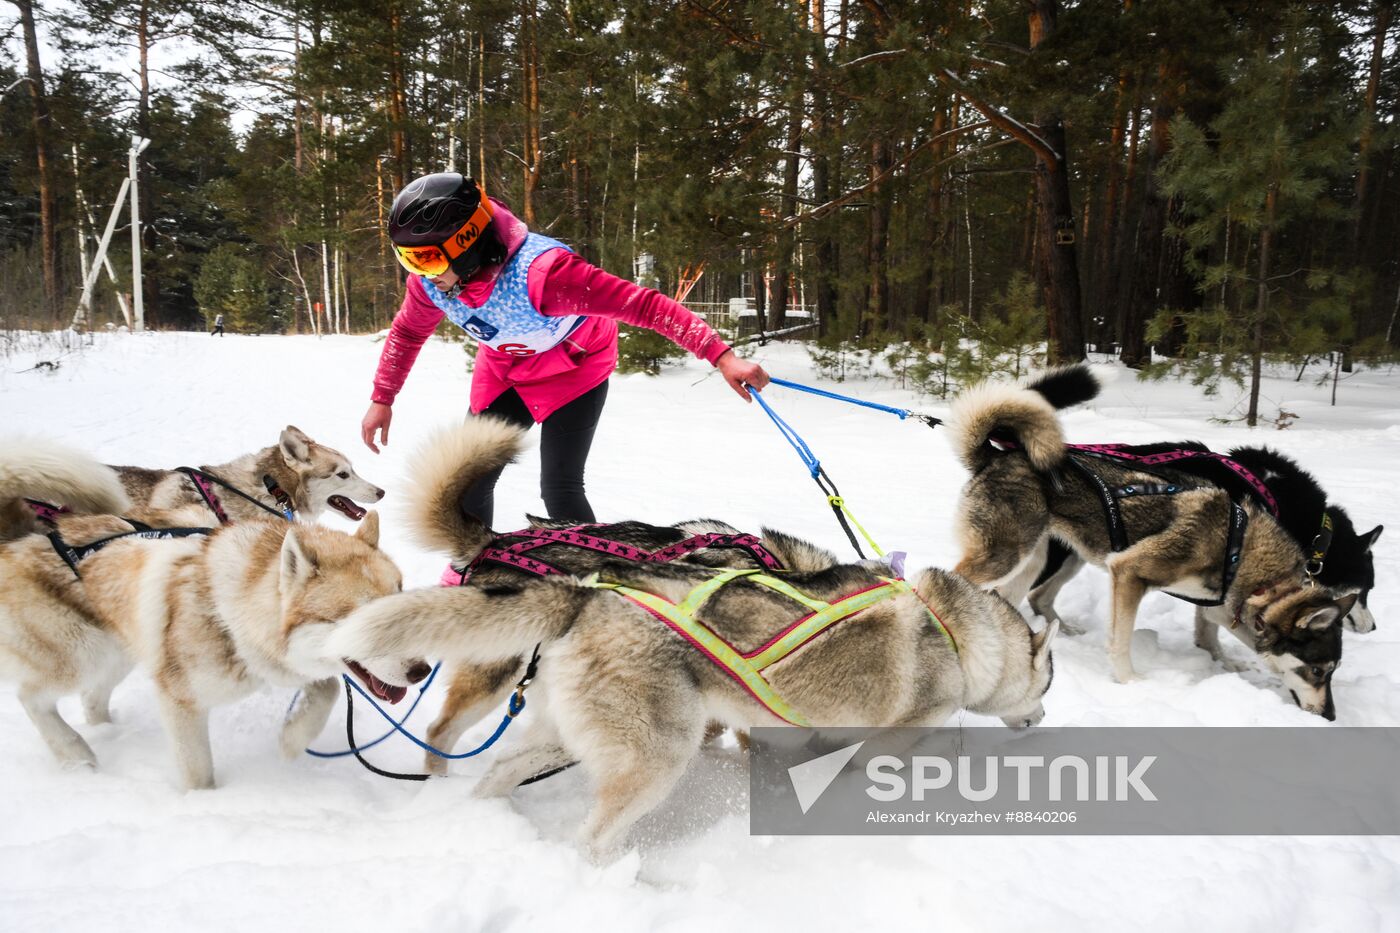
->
[1028,445,1381,635]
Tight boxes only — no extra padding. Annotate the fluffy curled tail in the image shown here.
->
[403,416,529,559]
[948,365,1099,473]
[327,581,586,675]
[0,436,130,539]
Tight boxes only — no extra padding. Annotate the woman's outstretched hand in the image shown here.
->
[361,402,393,453]
[716,350,770,402]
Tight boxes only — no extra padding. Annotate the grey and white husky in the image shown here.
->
[947,366,1357,718]
[327,419,1059,858]
[402,418,848,772]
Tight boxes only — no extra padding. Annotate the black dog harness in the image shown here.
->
[1061,454,1248,608]
[47,523,213,577]
[177,467,296,524]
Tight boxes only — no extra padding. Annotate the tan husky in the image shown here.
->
[0,443,414,787]
[111,425,384,523]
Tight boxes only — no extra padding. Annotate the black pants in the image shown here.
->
[211,325,223,336]
[459,381,608,528]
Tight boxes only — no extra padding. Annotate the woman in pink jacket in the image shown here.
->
[361,172,769,526]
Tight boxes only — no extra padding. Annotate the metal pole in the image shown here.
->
[129,136,151,332]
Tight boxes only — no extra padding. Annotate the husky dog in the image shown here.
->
[324,418,1059,857]
[0,446,412,785]
[111,425,385,523]
[328,551,1057,858]
[1029,447,1381,635]
[948,366,1357,718]
[404,418,845,773]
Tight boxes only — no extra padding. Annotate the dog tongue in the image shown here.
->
[346,661,407,705]
[328,495,366,521]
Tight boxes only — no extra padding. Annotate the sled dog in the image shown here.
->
[0,444,412,785]
[325,420,1059,857]
[947,366,1357,718]
[404,418,848,773]
[1028,446,1381,635]
[111,425,384,523]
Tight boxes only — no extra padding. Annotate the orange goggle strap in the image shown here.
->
[441,196,495,261]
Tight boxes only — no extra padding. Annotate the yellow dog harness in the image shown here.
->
[583,568,956,727]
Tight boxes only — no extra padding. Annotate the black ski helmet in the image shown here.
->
[388,172,498,278]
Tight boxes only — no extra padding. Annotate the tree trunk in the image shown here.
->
[915,108,948,325]
[864,137,892,335]
[477,31,487,185]
[520,0,542,225]
[388,2,410,189]
[769,88,802,331]
[1028,0,1085,362]
[135,0,160,327]
[1121,62,1182,368]
[1095,40,1132,341]
[15,0,56,320]
[1248,185,1277,428]
[1354,0,1393,254]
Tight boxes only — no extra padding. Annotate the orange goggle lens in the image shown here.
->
[393,243,452,277]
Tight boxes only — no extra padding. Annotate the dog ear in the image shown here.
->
[355,510,380,548]
[280,528,319,588]
[279,425,313,465]
[1300,603,1344,631]
[1364,525,1383,549]
[1032,619,1060,671]
[1330,590,1359,621]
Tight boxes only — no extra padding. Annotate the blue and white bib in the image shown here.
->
[421,233,584,358]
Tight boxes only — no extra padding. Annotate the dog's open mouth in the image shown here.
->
[328,495,367,521]
[344,660,407,704]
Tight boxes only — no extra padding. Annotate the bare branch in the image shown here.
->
[937,68,1059,166]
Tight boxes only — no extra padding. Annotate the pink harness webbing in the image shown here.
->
[442,525,784,586]
[24,499,70,525]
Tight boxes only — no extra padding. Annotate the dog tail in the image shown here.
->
[948,365,1099,473]
[0,436,130,537]
[328,580,586,670]
[403,416,529,558]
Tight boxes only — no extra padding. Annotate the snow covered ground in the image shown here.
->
[2,331,1398,932]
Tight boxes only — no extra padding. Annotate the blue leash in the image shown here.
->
[749,385,883,559]
[343,673,526,760]
[336,644,544,782]
[296,662,442,758]
[751,386,821,478]
[766,376,943,427]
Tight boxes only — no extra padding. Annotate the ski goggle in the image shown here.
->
[391,196,495,277]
